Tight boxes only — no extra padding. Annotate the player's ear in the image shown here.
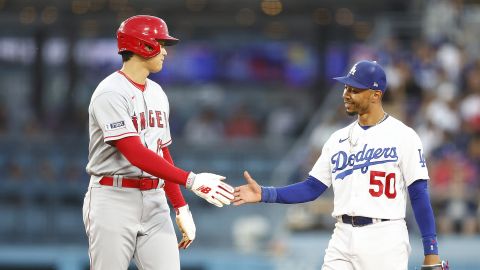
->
[372,90,382,102]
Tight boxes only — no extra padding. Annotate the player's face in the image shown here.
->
[342,85,375,116]
[145,41,167,73]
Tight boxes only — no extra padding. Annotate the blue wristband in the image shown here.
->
[422,236,439,255]
[260,186,277,203]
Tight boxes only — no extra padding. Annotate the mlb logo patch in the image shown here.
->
[105,120,126,131]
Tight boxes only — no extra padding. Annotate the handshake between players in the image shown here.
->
[185,172,235,207]
[184,171,261,207]
[185,170,263,207]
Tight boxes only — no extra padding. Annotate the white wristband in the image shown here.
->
[186,172,196,189]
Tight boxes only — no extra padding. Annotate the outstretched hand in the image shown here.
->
[186,172,234,207]
[233,171,262,206]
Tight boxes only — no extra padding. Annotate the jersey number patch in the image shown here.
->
[369,170,396,199]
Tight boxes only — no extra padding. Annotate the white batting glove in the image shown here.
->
[175,205,195,249]
[186,172,234,207]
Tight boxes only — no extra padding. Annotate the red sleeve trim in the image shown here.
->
[160,139,172,147]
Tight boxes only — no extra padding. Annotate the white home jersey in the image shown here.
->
[86,71,172,179]
[309,115,429,219]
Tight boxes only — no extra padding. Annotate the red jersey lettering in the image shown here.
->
[156,111,164,127]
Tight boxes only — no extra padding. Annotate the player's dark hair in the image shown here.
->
[120,51,134,62]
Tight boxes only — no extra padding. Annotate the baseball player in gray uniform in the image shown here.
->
[83,15,234,270]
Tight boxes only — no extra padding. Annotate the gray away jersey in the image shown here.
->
[86,71,172,179]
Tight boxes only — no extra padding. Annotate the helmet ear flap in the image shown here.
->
[117,33,161,58]
[138,38,161,58]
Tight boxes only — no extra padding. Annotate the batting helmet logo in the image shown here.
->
[117,15,179,59]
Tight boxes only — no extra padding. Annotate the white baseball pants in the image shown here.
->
[322,219,411,270]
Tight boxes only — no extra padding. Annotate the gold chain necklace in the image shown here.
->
[348,113,388,152]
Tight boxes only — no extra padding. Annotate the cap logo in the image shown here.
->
[373,82,378,87]
[349,64,358,76]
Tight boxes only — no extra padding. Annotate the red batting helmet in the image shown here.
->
[117,15,179,59]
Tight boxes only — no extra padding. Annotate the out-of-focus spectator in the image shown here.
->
[430,151,478,235]
[416,119,444,157]
[265,103,299,139]
[411,40,440,92]
[436,42,462,84]
[232,215,270,254]
[1,160,25,206]
[385,59,421,125]
[467,134,480,170]
[5,160,25,182]
[466,135,480,229]
[459,66,480,132]
[184,106,224,145]
[0,105,7,135]
[168,107,186,137]
[224,104,260,139]
[422,0,463,42]
[23,118,45,138]
[36,159,57,184]
[424,86,461,134]
[63,160,88,184]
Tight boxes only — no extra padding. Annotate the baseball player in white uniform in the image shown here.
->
[233,61,449,270]
[83,15,234,270]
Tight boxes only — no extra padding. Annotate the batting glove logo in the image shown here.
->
[196,186,212,194]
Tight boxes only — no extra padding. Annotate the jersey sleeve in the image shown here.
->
[401,128,430,186]
[91,91,139,143]
[308,137,333,187]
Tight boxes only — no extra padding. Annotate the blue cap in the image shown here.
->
[333,60,387,92]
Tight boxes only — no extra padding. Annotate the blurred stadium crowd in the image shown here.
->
[287,0,480,237]
[0,0,478,256]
